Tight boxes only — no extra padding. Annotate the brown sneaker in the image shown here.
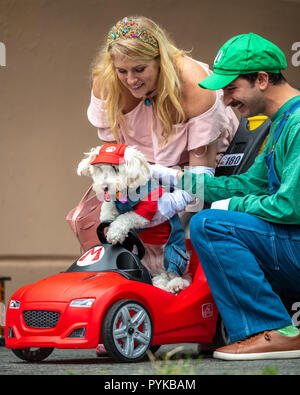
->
[213,330,300,361]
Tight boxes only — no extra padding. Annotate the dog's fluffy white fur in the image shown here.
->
[77,145,191,294]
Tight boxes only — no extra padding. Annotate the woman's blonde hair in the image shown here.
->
[91,16,186,144]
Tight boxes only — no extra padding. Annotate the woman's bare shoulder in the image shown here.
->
[177,56,216,119]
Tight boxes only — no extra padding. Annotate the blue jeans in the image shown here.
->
[190,210,300,343]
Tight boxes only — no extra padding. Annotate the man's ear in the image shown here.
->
[256,72,269,91]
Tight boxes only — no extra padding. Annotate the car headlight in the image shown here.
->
[9,300,21,309]
[69,298,95,308]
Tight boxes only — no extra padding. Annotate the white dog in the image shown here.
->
[77,143,192,293]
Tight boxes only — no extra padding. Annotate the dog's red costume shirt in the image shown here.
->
[123,185,171,245]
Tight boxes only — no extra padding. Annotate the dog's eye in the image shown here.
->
[112,165,119,173]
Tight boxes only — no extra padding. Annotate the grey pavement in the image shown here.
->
[1,344,300,376]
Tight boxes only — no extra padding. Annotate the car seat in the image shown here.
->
[215,116,271,176]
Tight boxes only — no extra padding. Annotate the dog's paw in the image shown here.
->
[106,226,127,245]
[100,213,116,223]
[166,276,190,294]
[100,201,119,222]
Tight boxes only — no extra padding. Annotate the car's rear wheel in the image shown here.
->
[11,347,54,362]
[102,299,153,362]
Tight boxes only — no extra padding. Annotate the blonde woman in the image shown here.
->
[88,16,238,172]
[87,16,238,357]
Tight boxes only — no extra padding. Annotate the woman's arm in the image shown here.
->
[178,57,219,169]
[92,77,102,99]
[189,140,218,168]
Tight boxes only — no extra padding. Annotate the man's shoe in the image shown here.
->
[213,330,300,361]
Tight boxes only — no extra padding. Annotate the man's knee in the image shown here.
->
[189,210,210,243]
[189,209,232,245]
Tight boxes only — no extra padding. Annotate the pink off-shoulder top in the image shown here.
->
[87,60,238,166]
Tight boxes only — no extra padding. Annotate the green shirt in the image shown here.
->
[176,95,300,225]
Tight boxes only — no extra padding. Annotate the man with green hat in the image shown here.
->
[151,33,300,360]
[199,32,287,91]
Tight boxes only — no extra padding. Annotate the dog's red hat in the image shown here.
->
[90,144,128,165]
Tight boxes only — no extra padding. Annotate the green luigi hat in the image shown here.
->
[199,33,287,90]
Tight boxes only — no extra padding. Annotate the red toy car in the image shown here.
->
[8,116,287,363]
[5,222,228,363]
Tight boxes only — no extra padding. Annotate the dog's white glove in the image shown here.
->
[157,189,195,219]
[150,164,180,187]
[211,198,231,210]
[142,189,195,228]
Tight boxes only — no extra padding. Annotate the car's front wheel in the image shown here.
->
[11,347,54,362]
[102,299,153,362]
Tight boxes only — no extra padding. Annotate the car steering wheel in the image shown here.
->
[97,221,145,260]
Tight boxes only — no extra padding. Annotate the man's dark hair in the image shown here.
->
[239,72,286,86]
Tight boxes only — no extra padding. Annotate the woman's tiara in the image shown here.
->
[107,17,159,49]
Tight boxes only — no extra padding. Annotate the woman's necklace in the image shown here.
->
[144,89,157,106]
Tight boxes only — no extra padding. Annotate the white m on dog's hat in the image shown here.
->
[90,144,128,165]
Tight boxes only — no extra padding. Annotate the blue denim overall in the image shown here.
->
[190,99,300,342]
[115,180,189,276]
[264,100,300,194]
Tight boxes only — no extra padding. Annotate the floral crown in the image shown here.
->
[107,17,159,49]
